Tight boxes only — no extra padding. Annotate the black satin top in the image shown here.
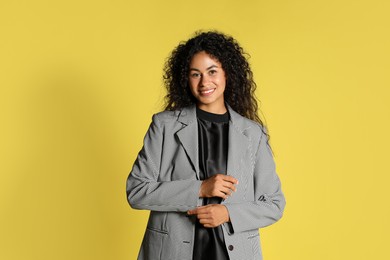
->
[193,107,230,260]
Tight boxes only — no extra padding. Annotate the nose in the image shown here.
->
[200,73,209,87]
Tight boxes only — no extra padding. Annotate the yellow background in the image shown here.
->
[1,0,389,259]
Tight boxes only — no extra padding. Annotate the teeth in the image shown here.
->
[201,89,214,94]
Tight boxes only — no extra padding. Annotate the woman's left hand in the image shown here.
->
[187,204,230,228]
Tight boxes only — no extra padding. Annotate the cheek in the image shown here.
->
[189,78,198,89]
[216,71,226,82]
[216,76,227,88]
[188,81,197,95]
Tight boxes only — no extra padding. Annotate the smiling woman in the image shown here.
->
[126,31,285,260]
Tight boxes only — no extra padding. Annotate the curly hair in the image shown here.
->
[163,30,266,129]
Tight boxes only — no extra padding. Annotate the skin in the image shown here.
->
[186,51,239,227]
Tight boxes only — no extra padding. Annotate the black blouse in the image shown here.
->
[193,107,230,260]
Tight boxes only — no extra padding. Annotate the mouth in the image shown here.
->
[199,88,216,96]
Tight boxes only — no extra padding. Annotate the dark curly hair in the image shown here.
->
[163,30,266,129]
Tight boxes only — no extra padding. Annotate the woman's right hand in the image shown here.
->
[199,174,238,199]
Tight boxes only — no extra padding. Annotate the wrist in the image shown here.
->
[223,205,230,222]
[198,181,204,197]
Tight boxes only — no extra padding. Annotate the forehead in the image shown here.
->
[190,51,222,68]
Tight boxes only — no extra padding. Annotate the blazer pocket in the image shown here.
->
[146,226,168,235]
[138,227,168,259]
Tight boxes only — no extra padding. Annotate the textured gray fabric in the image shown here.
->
[126,104,286,260]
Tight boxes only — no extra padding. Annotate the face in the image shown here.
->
[188,51,227,114]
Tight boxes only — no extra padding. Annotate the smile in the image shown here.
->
[200,88,215,96]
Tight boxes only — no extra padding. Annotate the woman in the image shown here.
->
[126,31,285,260]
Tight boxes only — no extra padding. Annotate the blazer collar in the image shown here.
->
[175,104,250,181]
[176,104,197,126]
[176,103,245,127]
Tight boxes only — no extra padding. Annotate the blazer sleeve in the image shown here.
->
[224,130,286,234]
[126,114,203,212]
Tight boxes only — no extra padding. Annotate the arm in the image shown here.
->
[126,114,203,212]
[224,131,286,234]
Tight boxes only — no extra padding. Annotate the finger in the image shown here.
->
[222,175,239,184]
[217,191,229,199]
[221,183,236,193]
[190,206,209,215]
[196,204,220,215]
[200,218,218,228]
[199,218,212,225]
[188,205,212,215]
[220,186,234,196]
[203,223,217,228]
[212,190,229,199]
[196,213,210,219]
[187,209,198,215]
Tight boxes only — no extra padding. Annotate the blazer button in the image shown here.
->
[228,245,234,251]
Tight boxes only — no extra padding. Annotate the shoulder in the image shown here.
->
[151,106,194,127]
[228,107,267,141]
[152,110,178,124]
[231,113,271,157]
[241,117,267,144]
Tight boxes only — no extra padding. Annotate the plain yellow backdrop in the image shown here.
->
[1,0,389,259]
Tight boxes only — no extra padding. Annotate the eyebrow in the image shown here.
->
[189,65,219,71]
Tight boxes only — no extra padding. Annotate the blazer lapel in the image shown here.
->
[226,106,250,180]
[175,105,200,179]
[174,104,250,181]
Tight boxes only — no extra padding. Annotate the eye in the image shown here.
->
[190,72,200,78]
[209,70,217,75]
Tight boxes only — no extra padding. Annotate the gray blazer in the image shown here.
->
[127,105,285,260]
